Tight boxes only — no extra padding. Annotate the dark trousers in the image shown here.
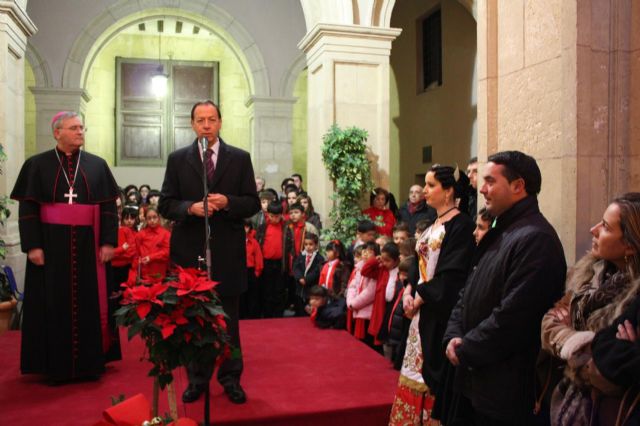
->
[260,259,284,318]
[285,274,296,310]
[293,289,307,317]
[187,294,242,388]
[240,268,260,319]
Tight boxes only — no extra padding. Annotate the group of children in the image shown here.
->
[111,185,171,293]
[241,205,498,372]
[112,180,499,373]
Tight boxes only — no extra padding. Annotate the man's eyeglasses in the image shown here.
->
[61,125,87,133]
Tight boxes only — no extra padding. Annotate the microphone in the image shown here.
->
[200,136,208,154]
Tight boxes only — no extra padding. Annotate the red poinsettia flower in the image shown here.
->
[171,266,219,296]
[154,308,189,339]
[130,283,167,319]
[215,314,227,331]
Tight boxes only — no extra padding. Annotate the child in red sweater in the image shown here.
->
[131,206,170,281]
[112,206,137,288]
[256,201,289,318]
[241,219,263,319]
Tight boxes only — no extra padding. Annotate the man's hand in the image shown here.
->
[446,337,463,366]
[122,242,129,250]
[188,200,216,217]
[140,256,150,265]
[28,248,45,266]
[208,193,228,210]
[299,278,306,286]
[99,245,114,263]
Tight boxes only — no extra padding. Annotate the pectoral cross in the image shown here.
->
[65,187,77,205]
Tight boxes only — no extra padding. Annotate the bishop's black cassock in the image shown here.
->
[11,148,120,381]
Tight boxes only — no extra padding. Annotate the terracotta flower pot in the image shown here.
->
[0,298,17,335]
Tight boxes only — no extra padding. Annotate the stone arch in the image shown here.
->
[300,0,398,30]
[372,0,397,27]
[280,53,307,98]
[61,1,269,96]
[25,42,51,88]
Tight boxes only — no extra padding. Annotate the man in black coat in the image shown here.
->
[444,151,566,425]
[396,184,436,234]
[158,101,260,404]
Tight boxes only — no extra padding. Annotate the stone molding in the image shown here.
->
[30,87,91,103]
[298,23,402,56]
[0,1,36,41]
[245,96,297,112]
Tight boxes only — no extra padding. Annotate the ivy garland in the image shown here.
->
[321,124,374,245]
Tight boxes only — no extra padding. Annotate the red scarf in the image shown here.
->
[361,257,390,344]
[318,259,340,291]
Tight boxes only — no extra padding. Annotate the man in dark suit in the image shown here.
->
[158,100,260,404]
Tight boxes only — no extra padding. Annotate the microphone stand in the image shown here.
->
[199,136,212,426]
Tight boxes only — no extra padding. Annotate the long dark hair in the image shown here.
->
[298,192,316,216]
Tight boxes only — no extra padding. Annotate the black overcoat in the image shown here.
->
[158,139,260,298]
[444,196,567,423]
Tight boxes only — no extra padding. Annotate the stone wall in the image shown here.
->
[390,0,477,196]
[477,0,640,263]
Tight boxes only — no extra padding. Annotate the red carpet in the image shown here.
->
[0,318,398,425]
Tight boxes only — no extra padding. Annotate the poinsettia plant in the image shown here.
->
[115,267,230,388]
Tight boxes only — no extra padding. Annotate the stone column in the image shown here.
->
[476,0,640,263]
[30,87,91,153]
[245,96,296,192]
[298,24,401,220]
[0,0,36,289]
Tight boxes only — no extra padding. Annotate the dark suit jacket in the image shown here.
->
[158,138,260,297]
[292,251,325,289]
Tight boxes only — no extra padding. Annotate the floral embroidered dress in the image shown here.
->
[389,223,445,426]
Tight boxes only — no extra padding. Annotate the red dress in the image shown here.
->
[131,225,171,280]
[363,207,396,236]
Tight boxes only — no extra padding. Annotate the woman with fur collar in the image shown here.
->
[541,192,640,426]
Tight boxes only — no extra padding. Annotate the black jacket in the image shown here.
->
[592,294,640,425]
[592,293,640,390]
[315,297,347,329]
[292,251,325,291]
[412,213,476,389]
[444,196,566,423]
[158,139,260,298]
[255,221,294,273]
[396,200,436,234]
